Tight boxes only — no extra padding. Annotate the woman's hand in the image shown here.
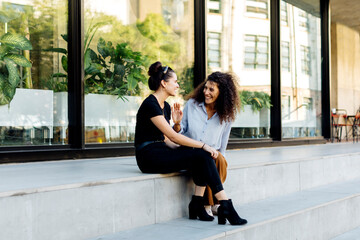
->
[171,103,183,124]
[164,136,180,149]
[202,144,219,159]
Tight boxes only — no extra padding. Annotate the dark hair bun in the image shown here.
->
[148,61,162,78]
[148,61,163,90]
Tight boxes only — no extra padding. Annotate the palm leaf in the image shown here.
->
[3,81,16,99]
[0,33,32,50]
[61,34,68,42]
[0,44,12,58]
[85,21,108,51]
[0,74,10,105]
[84,49,91,70]
[252,97,262,107]
[61,55,68,72]
[51,73,67,78]
[43,47,67,54]
[5,54,32,67]
[127,74,138,92]
[4,58,20,87]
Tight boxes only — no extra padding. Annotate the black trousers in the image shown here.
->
[136,142,224,194]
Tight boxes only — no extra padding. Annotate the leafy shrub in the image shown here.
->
[239,90,272,112]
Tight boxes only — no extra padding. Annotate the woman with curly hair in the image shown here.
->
[173,71,241,217]
[135,62,247,225]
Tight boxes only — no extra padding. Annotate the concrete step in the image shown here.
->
[1,143,360,240]
[89,178,360,240]
[331,227,360,240]
[225,143,360,205]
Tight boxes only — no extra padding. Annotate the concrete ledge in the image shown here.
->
[331,226,360,240]
[227,152,360,205]
[89,179,360,240]
[0,174,194,240]
[1,143,360,240]
[1,143,360,198]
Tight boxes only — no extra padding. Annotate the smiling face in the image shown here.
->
[203,80,220,106]
[163,72,179,96]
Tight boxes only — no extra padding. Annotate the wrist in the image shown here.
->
[201,143,206,149]
[173,122,181,132]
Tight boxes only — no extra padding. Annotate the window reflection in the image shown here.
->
[281,41,290,72]
[84,0,194,143]
[0,0,68,146]
[244,35,269,69]
[246,0,268,19]
[207,0,271,139]
[281,0,322,138]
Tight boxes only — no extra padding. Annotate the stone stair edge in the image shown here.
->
[88,178,360,240]
[2,150,360,198]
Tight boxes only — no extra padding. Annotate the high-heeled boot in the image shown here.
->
[188,195,214,221]
[218,199,247,225]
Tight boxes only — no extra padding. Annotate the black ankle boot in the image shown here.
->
[218,199,247,225]
[188,195,214,221]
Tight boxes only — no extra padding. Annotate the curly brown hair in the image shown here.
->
[187,72,240,123]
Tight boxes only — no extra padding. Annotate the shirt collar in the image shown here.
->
[197,101,207,113]
[197,101,219,118]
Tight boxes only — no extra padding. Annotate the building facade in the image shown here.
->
[0,0,332,162]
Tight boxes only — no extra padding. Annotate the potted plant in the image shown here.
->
[48,32,148,142]
[0,32,33,105]
[0,32,54,143]
[232,91,272,138]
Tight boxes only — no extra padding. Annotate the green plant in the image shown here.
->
[47,36,148,99]
[45,21,108,93]
[0,32,32,105]
[177,65,194,97]
[239,91,272,112]
[47,19,148,99]
[88,38,148,97]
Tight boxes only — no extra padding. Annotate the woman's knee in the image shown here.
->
[194,149,215,165]
[193,148,211,158]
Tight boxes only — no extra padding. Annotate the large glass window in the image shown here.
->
[0,0,68,146]
[281,0,321,138]
[83,0,194,144]
[207,0,271,139]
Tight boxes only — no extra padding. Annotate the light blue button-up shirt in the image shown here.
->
[180,99,232,156]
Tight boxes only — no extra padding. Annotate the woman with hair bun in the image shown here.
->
[174,71,241,217]
[135,61,247,225]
